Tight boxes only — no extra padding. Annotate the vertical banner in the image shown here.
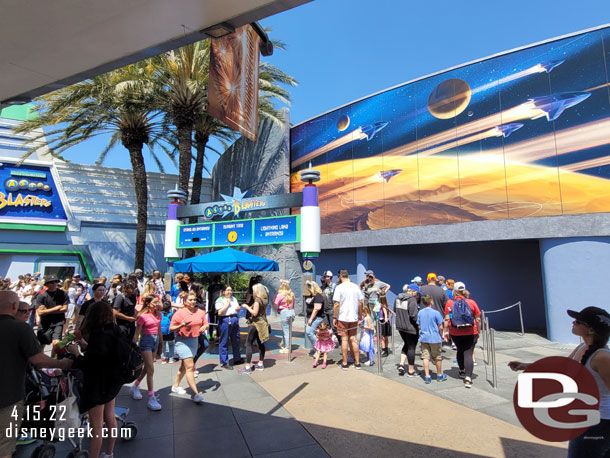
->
[208,25,261,142]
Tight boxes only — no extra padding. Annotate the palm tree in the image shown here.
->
[14,63,166,271]
[155,42,208,199]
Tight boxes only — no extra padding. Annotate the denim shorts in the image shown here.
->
[139,333,159,352]
[175,336,198,360]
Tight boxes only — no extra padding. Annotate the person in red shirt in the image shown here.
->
[169,292,208,403]
[443,281,481,388]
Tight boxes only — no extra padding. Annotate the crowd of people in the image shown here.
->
[300,269,481,388]
[1,267,608,458]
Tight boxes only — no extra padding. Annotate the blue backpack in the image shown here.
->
[160,311,173,335]
[450,298,474,328]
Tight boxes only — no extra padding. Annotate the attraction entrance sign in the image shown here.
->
[177,214,300,249]
[164,174,321,263]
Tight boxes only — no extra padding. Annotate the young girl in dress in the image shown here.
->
[312,321,334,369]
[359,305,375,365]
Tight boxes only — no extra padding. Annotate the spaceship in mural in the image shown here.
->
[525,92,591,122]
[493,123,524,138]
[360,122,389,141]
[538,59,565,73]
[375,169,403,183]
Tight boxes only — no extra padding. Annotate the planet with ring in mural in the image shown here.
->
[337,114,350,131]
[427,78,472,120]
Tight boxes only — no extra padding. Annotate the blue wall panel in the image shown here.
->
[540,237,610,343]
[316,240,546,334]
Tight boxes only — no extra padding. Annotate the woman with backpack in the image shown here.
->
[68,301,123,458]
[395,283,420,376]
[130,295,163,410]
[443,281,481,388]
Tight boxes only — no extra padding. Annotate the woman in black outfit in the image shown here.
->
[395,284,420,376]
[191,282,208,377]
[68,301,123,458]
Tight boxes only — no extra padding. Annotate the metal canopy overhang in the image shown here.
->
[0,0,312,108]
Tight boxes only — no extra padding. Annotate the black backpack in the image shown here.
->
[115,332,144,384]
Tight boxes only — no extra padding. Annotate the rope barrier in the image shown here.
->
[483,302,521,314]
[481,301,524,337]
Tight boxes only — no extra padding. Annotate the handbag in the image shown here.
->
[37,327,54,345]
[55,374,81,430]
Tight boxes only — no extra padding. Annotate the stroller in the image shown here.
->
[21,366,138,458]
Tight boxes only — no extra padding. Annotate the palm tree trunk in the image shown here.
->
[191,131,209,206]
[128,145,148,271]
[184,131,209,258]
[177,123,193,199]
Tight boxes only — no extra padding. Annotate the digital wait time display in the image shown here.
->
[177,215,299,249]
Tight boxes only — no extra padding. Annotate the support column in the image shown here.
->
[356,247,368,285]
[540,237,610,343]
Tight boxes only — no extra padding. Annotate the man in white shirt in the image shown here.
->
[333,269,364,370]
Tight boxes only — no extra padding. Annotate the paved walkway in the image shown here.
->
[15,318,573,457]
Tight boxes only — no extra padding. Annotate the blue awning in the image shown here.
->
[173,247,279,273]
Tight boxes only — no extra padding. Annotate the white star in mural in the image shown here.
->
[220,186,249,202]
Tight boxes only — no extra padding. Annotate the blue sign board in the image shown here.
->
[177,215,300,249]
[0,160,68,228]
[254,216,298,244]
[177,223,213,248]
[214,220,252,247]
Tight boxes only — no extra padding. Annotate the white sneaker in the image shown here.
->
[364,360,373,366]
[278,348,290,354]
[99,453,114,458]
[171,385,186,395]
[130,384,142,400]
[147,395,162,411]
[193,370,199,378]
[191,393,204,404]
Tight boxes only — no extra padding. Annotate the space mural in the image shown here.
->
[290,26,610,234]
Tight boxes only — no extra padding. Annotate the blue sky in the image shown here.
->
[61,0,610,175]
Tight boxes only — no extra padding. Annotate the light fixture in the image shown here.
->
[200,22,235,39]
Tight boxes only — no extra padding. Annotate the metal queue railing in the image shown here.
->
[479,302,523,389]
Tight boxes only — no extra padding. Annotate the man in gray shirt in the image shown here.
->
[420,273,449,316]
[361,270,391,311]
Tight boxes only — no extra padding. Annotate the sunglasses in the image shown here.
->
[574,319,589,326]
[18,308,33,314]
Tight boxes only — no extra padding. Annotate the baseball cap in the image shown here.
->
[454,281,466,292]
[408,283,421,294]
[44,275,60,285]
[364,270,374,277]
[427,273,437,281]
[134,268,143,274]
[437,275,446,282]
[322,271,333,277]
[567,307,610,333]
[411,276,422,283]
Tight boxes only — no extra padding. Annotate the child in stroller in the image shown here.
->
[19,366,137,458]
